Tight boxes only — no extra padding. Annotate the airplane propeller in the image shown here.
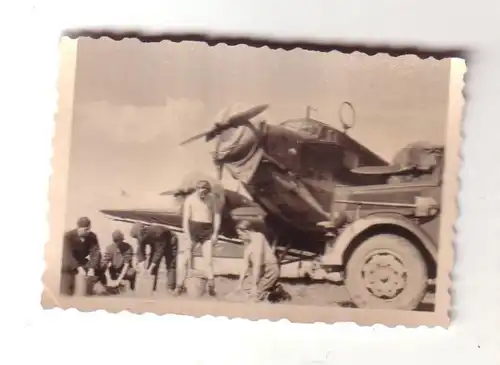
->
[180,104,270,182]
[179,104,269,146]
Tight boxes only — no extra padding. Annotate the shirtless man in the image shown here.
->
[174,180,221,296]
[234,220,280,302]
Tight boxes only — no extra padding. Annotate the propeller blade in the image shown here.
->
[180,123,233,146]
[225,104,269,124]
[216,163,223,180]
[158,189,178,196]
[159,188,196,199]
[213,133,224,180]
[180,104,270,146]
[179,130,214,146]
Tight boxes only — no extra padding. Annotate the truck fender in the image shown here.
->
[320,213,438,268]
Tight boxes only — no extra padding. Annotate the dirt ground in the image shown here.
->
[95,274,436,312]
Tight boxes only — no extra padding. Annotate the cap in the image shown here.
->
[77,216,91,228]
[130,223,145,239]
[112,229,124,242]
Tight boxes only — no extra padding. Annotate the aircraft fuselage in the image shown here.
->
[214,118,391,252]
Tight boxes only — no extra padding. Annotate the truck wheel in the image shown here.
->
[344,233,428,310]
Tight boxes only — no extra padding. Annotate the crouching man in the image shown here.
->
[234,220,281,302]
[102,229,137,292]
[60,216,106,295]
[130,223,177,292]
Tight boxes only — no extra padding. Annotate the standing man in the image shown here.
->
[233,219,280,302]
[130,223,178,292]
[174,180,221,297]
[60,216,106,295]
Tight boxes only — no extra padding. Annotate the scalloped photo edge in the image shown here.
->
[41,36,465,328]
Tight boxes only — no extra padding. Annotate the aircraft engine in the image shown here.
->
[211,124,259,164]
[210,103,266,165]
[179,104,269,182]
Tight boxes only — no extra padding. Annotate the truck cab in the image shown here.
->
[317,142,444,311]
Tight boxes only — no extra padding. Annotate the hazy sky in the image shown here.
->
[64,37,451,237]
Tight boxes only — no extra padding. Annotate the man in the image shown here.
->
[234,220,280,302]
[174,179,221,297]
[130,223,178,292]
[102,229,137,292]
[60,216,106,295]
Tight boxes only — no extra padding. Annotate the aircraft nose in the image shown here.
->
[211,124,258,163]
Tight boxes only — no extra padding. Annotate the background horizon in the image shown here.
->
[64,38,451,247]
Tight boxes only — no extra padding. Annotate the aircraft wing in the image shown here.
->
[100,208,243,244]
[101,208,183,231]
[100,208,248,261]
[100,205,319,263]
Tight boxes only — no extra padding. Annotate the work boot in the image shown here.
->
[207,279,216,297]
[171,286,186,297]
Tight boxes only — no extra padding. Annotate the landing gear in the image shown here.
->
[344,233,428,311]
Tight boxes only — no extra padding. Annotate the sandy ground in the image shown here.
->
[95,274,436,312]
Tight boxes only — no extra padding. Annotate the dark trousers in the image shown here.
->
[149,242,177,291]
[109,266,137,290]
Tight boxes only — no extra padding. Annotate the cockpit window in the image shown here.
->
[281,119,322,138]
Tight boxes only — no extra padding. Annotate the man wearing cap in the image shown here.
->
[130,223,178,292]
[102,229,137,291]
[60,216,106,295]
[174,179,221,297]
[233,219,280,302]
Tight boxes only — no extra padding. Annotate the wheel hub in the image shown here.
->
[361,251,407,300]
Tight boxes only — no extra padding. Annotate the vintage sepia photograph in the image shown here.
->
[43,37,465,327]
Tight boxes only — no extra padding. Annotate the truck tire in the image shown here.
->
[344,233,428,311]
